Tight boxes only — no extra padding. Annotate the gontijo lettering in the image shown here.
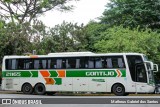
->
[86,71,114,76]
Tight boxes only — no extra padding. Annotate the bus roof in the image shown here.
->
[3,52,145,59]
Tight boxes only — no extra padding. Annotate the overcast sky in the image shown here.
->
[39,0,109,27]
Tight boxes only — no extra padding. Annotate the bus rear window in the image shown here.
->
[5,59,17,70]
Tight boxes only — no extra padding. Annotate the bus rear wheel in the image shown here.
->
[112,83,125,96]
[22,83,33,94]
[34,83,46,95]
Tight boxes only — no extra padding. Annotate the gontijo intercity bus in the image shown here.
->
[1,52,158,96]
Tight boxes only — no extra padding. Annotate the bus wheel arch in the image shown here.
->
[111,83,126,96]
[21,83,33,94]
[34,83,46,95]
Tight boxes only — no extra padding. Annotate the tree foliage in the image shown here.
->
[94,26,160,62]
[38,21,87,54]
[0,19,47,63]
[83,21,107,51]
[101,0,160,30]
[0,0,77,23]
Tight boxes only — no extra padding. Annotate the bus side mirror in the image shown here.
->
[153,64,158,72]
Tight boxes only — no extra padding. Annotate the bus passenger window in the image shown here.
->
[56,59,62,69]
[50,59,56,69]
[66,59,70,68]
[118,58,124,68]
[24,59,33,69]
[19,59,25,69]
[79,57,88,69]
[11,59,17,70]
[6,59,18,70]
[34,60,39,69]
[106,58,113,68]
[88,60,94,68]
[5,59,11,70]
[48,59,51,69]
[76,59,80,68]
[67,58,76,69]
[42,59,47,69]
[95,59,102,68]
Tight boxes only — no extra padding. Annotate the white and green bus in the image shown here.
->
[1,52,158,96]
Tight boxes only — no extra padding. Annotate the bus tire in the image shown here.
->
[22,83,33,94]
[46,92,56,96]
[112,83,125,96]
[34,83,46,95]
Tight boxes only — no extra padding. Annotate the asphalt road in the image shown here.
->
[0,93,160,107]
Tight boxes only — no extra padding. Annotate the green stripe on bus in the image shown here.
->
[49,71,58,77]
[54,78,62,85]
[120,70,126,77]
[2,71,38,77]
[66,70,125,77]
[2,69,126,78]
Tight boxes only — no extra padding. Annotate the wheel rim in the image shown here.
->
[37,86,43,92]
[116,86,123,93]
[25,86,30,92]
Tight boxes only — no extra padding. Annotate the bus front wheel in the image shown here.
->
[34,83,46,95]
[112,83,125,96]
[22,83,33,94]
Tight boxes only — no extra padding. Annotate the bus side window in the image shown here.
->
[66,59,70,68]
[24,59,33,69]
[42,59,47,69]
[48,59,51,69]
[62,59,66,69]
[5,59,14,70]
[118,58,124,68]
[79,57,87,68]
[11,59,17,70]
[112,58,119,68]
[18,59,24,69]
[88,60,94,68]
[34,59,39,69]
[76,59,80,68]
[57,59,62,69]
[50,58,56,69]
[106,58,113,68]
[103,56,125,69]
[67,58,76,69]
[95,58,102,68]
[101,57,108,68]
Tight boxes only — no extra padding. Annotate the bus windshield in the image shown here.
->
[146,62,155,85]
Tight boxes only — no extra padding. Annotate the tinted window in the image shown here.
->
[102,56,125,69]
[5,56,125,70]
[22,59,33,69]
[66,58,76,69]
[95,57,103,68]
[5,59,17,70]
[127,55,147,83]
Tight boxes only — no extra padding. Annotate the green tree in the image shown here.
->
[0,0,78,58]
[84,21,107,51]
[101,0,160,30]
[38,21,87,54]
[94,26,160,62]
[0,0,77,24]
[0,19,47,61]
